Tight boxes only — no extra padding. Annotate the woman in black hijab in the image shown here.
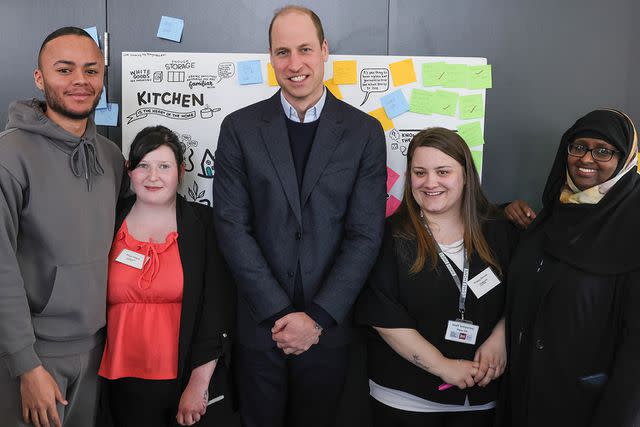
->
[501,109,640,426]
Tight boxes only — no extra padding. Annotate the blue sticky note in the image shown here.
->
[83,26,99,46]
[96,87,107,110]
[237,60,263,85]
[380,89,409,119]
[157,16,184,42]
[94,103,118,127]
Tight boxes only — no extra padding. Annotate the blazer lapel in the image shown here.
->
[260,92,302,224]
[300,92,345,207]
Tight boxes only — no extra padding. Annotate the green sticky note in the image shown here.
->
[422,62,447,87]
[409,89,433,115]
[443,64,469,88]
[471,149,483,175]
[432,90,459,117]
[459,94,485,119]
[467,65,492,89]
[457,121,485,147]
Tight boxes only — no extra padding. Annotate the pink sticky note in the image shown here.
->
[386,167,400,192]
[386,195,401,217]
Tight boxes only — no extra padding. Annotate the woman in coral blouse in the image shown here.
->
[99,126,235,426]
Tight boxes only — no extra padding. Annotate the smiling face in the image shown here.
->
[410,146,466,220]
[269,11,328,117]
[34,34,104,123]
[129,145,181,206]
[567,137,620,190]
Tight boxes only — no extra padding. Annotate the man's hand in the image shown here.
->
[20,365,67,427]
[271,312,321,355]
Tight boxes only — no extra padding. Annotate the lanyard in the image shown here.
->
[423,223,470,320]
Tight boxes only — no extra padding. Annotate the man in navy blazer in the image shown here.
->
[213,5,386,427]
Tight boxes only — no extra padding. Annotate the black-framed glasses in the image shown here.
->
[567,143,619,162]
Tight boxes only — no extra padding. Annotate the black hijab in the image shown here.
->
[534,109,640,274]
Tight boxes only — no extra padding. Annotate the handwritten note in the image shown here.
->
[157,16,184,42]
[457,121,485,147]
[443,64,468,88]
[237,60,263,85]
[409,89,433,115]
[386,195,401,217]
[459,94,484,119]
[389,58,417,87]
[369,107,394,132]
[387,167,400,192]
[471,149,483,175]
[467,65,492,89]
[422,62,447,87]
[432,90,459,117]
[332,60,357,84]
[94,103,118,126]
[83,26,99,46]
[380,90,410,119]
[96,87,107,110]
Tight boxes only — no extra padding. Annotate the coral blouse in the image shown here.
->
[99,221,183,380]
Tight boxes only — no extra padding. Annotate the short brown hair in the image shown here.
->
[38,27,97,68]
[268,5,325,48]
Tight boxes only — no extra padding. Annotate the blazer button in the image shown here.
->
[295,231,302,240]
[535,339,544,350]
[287,271,294,278]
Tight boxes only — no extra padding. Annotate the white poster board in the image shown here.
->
[122,52,490,214]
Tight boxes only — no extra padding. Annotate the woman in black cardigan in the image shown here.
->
[99,126,235,427]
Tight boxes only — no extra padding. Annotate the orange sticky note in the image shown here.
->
[332,60,357,84]
[389,58,417,87]
[267,63,279,86]
[369,107,394,131]
[324,79,343,100]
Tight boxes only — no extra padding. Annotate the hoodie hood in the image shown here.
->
[6,99,104,190]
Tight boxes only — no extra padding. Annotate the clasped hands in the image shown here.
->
[271,312,321,355]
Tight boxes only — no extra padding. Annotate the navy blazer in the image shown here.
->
[213,90,387,349]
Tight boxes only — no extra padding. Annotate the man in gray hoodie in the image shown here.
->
[0,27,124,427]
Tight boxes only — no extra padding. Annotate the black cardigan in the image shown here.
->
[356,217,518,405]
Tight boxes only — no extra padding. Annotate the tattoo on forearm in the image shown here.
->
[203,390,208,403]
[411,354,429,371]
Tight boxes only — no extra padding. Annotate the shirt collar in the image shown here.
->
[280,88,326,123]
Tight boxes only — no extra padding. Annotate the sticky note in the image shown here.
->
[467,65,492,89]
[457,121,485,147]
[471,149,483,175]
[380,90,409,119]
[387,167,400,192]
[422,62,447,87]
[409,89,433,115]
[324,79,343,100]
[369,108,394,132]
[389,58,417,87]
[94,103,118,126]
[267,63,279,86]
[459,94,484,120]
[96,87,107,110]
[237,60,263,85]
[386,194,401,217]
[332,60,357,85]
[432,90,459,117]
[83,27,99,46]
[157,16,184,42]
[443,64,469,88]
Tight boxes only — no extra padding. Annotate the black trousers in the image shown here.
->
[108,377,178,427]
[235,342,349,427]
[371,396,495,427]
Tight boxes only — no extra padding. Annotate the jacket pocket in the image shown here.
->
[31,259,107,340]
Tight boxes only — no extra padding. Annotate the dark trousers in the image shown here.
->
[371,397,495,427]
[235,342,349,427]
[109,377,178,427]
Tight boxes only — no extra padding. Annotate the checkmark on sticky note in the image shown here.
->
[324,79,343,100]
[332,60,357,84]
[389,58,417,87]
[380,90,410,119]
[157,16,184,42]
[467,65,492,89]
[459,94,484,120]
[443,64,469,88]
[432,90,459,117]
[457,121,485,148]
[94,103,118,126]
[369,108,394,132]
[422,62,447,87]
[267,63,279,86]
[409,89,433,115]
[237,60,263,85]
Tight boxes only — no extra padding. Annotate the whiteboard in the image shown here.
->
[122,52,488,213]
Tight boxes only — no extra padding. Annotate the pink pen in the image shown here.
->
[438,383,453,391]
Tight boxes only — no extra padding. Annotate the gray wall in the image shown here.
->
[2,0,638,208]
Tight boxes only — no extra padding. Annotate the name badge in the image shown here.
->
[467,267,501,299]
[445,320,479,345]
[115,249,146,269]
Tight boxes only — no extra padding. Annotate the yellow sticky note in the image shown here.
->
[332,60,357,85]
[267,63,279,86]
[369,107,394,131]
[389,58,417,87]
[324,79,343,100]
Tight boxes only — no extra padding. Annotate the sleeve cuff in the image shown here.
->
[2,344,41,378]
[261,305,295,327]
[306,303,336,330]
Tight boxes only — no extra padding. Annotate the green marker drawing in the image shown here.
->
[470,106,476,113]
[438,72,445,80]
[443,105,450,110]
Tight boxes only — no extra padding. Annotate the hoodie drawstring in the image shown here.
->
[70,138,105,191]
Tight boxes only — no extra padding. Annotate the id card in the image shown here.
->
[115,249,146,269]
[467,267,501,299]
[445,320,479,345]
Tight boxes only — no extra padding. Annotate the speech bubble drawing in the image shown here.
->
[218,62,235,79]
[360,68,389,106]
